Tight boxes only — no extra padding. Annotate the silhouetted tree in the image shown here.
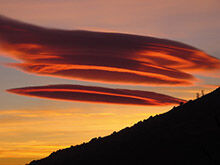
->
[27,87,220,165]
[201,90,205,96]
[196,92,200,98]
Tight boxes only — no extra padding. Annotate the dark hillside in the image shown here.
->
[28,87,220,165]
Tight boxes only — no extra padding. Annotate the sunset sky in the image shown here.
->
[0,0,220,165]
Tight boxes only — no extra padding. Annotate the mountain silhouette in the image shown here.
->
[28,87,220,165]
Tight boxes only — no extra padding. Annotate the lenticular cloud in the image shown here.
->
[7,84,185,106]
[0,15,219,86]
[1,15,220,106]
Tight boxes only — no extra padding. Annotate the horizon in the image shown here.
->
[0,1,220,165]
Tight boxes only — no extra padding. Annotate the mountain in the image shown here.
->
[28,87,220,165]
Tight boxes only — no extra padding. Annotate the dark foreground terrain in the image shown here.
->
[28,87,220,165]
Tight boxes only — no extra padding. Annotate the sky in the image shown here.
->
[0,0,220,165]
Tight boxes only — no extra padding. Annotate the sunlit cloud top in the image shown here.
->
[0,15,219,86]
[7,84,185,106]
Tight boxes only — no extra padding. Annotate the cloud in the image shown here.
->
[7,84,185,106]
[0,15,219,86]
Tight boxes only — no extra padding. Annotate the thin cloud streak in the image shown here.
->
[7,84,185,106]
[0,15,219,86]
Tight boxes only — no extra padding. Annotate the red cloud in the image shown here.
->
[7,84,185,106]
[1,15,219,86]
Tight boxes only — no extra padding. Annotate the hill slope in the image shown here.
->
[28,87,220,165]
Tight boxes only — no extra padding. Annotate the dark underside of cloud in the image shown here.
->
[1,15,220,106]
[7,84,185,106]
[0,15,219,86]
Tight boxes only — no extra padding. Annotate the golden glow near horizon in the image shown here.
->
[0,105,170,165]
[0,86,216,164]
[0,0,220,165]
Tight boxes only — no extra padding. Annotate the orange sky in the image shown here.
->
[0,0,220,165]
